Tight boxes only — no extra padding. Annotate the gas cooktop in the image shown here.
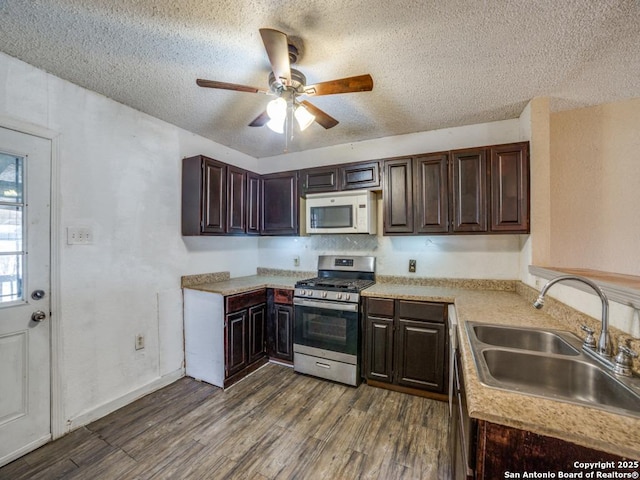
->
[295,277,375,293]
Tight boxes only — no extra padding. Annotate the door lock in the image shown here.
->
[31,289,46,300]
[31,310,47,322]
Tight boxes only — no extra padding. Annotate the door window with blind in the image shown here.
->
[0,153,24,304]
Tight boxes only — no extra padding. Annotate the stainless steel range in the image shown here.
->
[293,255,375,386]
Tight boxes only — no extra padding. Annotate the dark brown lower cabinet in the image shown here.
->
[364,297,448,396]
[266,288,294,363]
[395,318,445,390]
[225,309,249,377]
[248,304,266,364]
[475,421,630,479]
[224,289,267,384]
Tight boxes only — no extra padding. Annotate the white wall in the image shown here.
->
[550,98,640,275]
[0,52,260,430]
[256,118,522,174]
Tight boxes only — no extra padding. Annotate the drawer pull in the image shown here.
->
[316,362,331,369]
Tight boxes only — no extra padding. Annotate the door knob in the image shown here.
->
[31,310,47,322]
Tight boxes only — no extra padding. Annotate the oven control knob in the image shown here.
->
[307,290,314,297]
[322,292,327,298]
[345,294,351,301]
[336,293,343,300]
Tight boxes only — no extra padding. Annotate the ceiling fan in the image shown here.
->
[196,28,373,134]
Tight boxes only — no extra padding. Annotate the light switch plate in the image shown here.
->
[67,227,93,245]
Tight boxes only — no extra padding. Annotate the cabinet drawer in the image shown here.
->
[367,297,395,317]
[273,288,293,305]
[226,288,266,312]
[397,300,446,322]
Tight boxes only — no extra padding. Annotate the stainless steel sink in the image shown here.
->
[481,349,640,414]
[471,324,580,355]
[466,322,640,418]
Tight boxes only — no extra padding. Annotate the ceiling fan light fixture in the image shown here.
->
[266,116,286,133]
[266,97,287,120]
[294,104,315,131]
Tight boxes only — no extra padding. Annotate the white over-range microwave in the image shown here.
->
[305,189,377,234]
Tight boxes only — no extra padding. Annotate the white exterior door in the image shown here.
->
[0,127,51,466]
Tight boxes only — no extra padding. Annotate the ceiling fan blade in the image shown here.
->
[300,100,339,129]
[196,79,269,94]
[248,110,270,127]
[259,28,291,87]
[303,74,374,96]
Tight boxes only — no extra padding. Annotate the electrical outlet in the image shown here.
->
[293,256,300,267]
[409,259,416,273]
[135,334,145,350]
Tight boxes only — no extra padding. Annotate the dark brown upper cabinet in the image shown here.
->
[182,155,227,235]
[490,143,529,233]
[451,148,488,233]
[415,154,449,234]
[300,160,380,195]
[341,161,381,191]
[383,157,414,234]
[383,142,529,235]
[182,156,298,237]
[299,166,340,194]
[261,170,299,236]
[226,165,247,235]
[246,171,261,235]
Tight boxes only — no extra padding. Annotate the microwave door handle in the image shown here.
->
[353,204,357,230]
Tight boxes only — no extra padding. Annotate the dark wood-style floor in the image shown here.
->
[0,363,451,479]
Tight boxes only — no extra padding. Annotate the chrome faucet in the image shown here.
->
[533,275,612,357]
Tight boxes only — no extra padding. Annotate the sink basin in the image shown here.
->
[471,324,580,355]
[481,349,640,414]
[465,322,640,417]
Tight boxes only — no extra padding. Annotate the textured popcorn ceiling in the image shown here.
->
[0,0,638,158]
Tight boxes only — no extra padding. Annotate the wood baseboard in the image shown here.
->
[366,379,449,402]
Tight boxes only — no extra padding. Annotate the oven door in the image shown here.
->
[293,297,359,361]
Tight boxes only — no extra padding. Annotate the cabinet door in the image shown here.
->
[395,319,446,392]
[300,166,339,194]
[341,161,380,190]
[383,158,414,234]
[365,315,394,383]
[414,154,449,234]
[225,310,248,378]
[261,171,299,235]
[227,165,247,234]
[268,304,294,362]
[490,143,529,233]
[201,157,227,234]
[246,171,261,235]
[451,149,487,233]
[248,303,267,363]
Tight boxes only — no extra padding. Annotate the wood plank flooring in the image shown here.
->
[0,363,451,479]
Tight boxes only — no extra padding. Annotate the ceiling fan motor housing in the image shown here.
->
[269,68,307,94]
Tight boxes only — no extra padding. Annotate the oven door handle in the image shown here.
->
[293,298,359,312]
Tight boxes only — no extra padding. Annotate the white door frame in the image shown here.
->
[0,115,63,440]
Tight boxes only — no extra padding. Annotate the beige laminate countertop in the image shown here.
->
[184,274,300,296]
[364,283,640,460]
